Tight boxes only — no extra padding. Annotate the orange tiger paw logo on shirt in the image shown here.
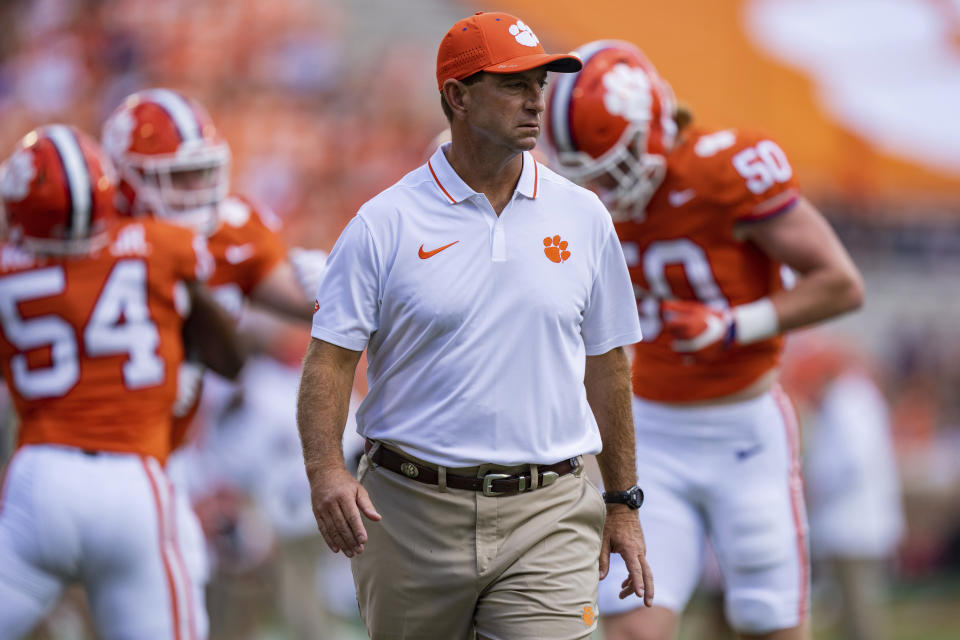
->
[543,235,571,263]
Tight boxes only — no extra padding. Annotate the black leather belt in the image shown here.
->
[365,439,579,496]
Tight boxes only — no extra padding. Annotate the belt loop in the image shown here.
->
[437,465,448,493]
[367,441,381,467]
[529,464,539,491]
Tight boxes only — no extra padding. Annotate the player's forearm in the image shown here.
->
[740,196,865,336]
[585,347,638,492]
[771,264,864,333]
[251,261,316,322]
[183,281,246,379]
[297,338,362,477]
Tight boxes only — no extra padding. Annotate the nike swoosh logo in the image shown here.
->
[668,188,696,207]
[735,443,764,461]
[418,241,458,259]
[225,242,256,264]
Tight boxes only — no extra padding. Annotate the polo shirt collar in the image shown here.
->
[427,142,539,205]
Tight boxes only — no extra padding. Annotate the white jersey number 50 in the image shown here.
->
[732,140,792,194]
[623,239,729,341]
[0,259,164,399]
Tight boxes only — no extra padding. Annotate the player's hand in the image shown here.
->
[662,299,733,354]
[600,506,654,606]
[172,361,206,418]
[307,464,381,558]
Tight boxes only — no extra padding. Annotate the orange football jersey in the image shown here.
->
[617,127,800,403]
[0,219,209,461]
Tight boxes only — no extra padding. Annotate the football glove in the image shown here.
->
[662,298,779,353]
[662,300,734,353]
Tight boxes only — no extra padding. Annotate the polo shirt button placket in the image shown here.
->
[491,218,506,262]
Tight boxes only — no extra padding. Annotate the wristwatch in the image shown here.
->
[602,485,644,509]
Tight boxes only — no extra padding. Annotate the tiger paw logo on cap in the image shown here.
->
[435,12,581,91]
[509,20,539,47]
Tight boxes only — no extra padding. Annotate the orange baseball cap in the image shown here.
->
[436,12,582,91]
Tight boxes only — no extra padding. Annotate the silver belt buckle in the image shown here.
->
[481,473,511,496]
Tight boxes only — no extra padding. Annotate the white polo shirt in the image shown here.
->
[311,143,641,466]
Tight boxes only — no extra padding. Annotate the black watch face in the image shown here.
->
[605,486,644,509]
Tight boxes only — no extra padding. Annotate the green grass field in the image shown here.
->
[322,580,960,640]
[668,580,960,640]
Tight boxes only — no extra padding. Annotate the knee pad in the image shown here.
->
[727,507,791,570]
[725,590,785,635]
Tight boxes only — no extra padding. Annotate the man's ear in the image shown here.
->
[442,78,470,119]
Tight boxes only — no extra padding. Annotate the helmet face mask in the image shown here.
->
[121,144,230,234]
[555,125,666,220]
[102,89,230,235]
[544,40,677,220]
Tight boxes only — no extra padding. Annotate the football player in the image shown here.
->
[100,88,322,441]
[544,41,864,640]
[100,88,326,633]
[0,125,241,638]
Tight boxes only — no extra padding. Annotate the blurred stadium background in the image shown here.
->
[1,0,958,638]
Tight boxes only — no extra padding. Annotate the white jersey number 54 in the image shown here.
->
[0,259,164,399]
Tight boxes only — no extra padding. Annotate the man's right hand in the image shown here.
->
[307,465,381,557]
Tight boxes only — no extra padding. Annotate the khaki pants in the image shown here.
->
[351,447,605,640]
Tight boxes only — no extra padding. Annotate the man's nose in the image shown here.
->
[526,85,545,113]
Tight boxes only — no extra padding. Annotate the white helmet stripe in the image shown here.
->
[46,125,91,239]
[549,40,622,153]
[142,88,201,142]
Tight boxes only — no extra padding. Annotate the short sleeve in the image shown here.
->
[146,220,211,283]
[724,135,800,223]
[239,209,286,294]
[310,216,381,351]
[581,220,643,355]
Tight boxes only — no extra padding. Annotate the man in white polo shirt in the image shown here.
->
[297,11,651,639]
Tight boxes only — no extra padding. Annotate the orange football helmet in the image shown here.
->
[544,40,677,218]
[0,125,117,255]
[102,88,230,233]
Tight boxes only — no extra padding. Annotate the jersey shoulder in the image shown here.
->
[0,243,40,275]
[119,217,192,253]
[215,194,283,238]
[669,127,801,223]
[208,194,286,292]
[0,219,191,277]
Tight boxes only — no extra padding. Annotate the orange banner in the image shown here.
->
[498,0,960,211]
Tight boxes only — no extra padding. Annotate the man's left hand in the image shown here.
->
[600,505,654,605]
